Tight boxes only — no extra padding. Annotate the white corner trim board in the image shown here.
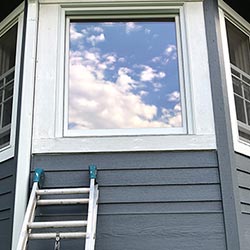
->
[12,1,39,250]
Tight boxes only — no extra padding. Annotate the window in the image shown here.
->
[0,7,23,161]
[225,19,250,142]
[32,2,215,153]
[67,18,184,135]
[0,24,17,149]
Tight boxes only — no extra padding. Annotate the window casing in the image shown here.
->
[0,7,23,162]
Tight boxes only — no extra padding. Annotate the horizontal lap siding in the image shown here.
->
[30,151,226,250]
[235,153,250,250]
[235,153,250,214]
[0,159,16,250]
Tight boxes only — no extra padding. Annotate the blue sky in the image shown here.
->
[69,20,182,130]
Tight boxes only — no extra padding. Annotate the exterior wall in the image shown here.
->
[235,153,250,249]
[29,151,227,250]
[9,0,248,249]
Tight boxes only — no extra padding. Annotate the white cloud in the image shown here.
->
[70,25,84,40]
[105,55,116,64]
[118,57,126,63]
[165,44,177,60]
[68,51,182,129]
[116,67,136,92]
[145,28,151,34]
[140,65,166,82]
[126,22,142,34]
[152,56,161,63]
[152,82,163,92]
[92,26,104,33]
[68,47,182,130]
[87,33,105,46]
[167,91,180,102]
[161,104,182,127]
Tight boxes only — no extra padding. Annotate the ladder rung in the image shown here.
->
[37,198,89,205]
[36,188,90,195]
[29,232,87,240]
[28,220,88,229]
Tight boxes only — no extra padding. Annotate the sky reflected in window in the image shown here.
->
[68,20,182,130]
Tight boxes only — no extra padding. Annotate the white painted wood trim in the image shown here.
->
[183,2,215,135]
[33,134,216,153]
[40,0,203,4]
[219,5,250,157]
[62,8,188,137]
[12,1,39,249]
[0,4,25,163]
[33,1,216,153]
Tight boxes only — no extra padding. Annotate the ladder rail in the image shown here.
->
[16,182,39,250]
[85,165,98,250]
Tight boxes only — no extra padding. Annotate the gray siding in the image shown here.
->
[0,158,17,250]
[235,153,250,248]
[29,151,226,250]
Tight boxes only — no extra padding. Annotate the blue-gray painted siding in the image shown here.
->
[0,158,17,250]
[29,151,227,250]
[235,153,250,249]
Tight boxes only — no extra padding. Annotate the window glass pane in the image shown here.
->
[239,129,250,142]
[0,79,3,88]
[232,76,242,96]
[244,83,250,101]
[68,20,183,130]
[0,25,17,76]
[246,101,250,125]
[2,98,13,127]
[0,89,3,103]
[0,130,10,149]
[226,20,250,75]
[234,95,246,123]
[0,23,17,148]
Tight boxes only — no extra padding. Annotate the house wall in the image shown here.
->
[29,151,226,250]
[21,1,228,249]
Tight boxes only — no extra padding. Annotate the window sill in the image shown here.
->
[0,145,14,162]
[234,139,250,157]
[32,134,216,153]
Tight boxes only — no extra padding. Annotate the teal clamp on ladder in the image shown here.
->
[16,166,99,250]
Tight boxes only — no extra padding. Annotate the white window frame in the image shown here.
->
[219,0,250,156]
[0,5,24,162]
[65,15,187,137]
[32,0,215,153]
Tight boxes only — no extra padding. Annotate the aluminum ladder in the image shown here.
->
[17,165,99,250]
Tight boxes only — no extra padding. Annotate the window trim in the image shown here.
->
[0,5,24,162]
[32,1,215,153]
[64,14,187,137]
[219,1,250,156]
